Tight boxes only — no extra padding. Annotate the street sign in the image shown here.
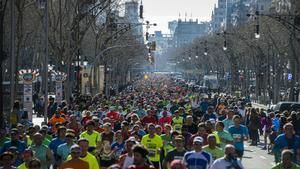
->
[18,69,39,121]
[288,73,292,81]
[52,72,67,105]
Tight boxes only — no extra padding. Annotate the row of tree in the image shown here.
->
[1,0,148,106]
[167,6,300,104]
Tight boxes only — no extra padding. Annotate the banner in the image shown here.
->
[23,84,33,120]
[53,73,67,105]
[19,69,39,122]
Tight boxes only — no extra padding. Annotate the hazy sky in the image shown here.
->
[142,0,218,33]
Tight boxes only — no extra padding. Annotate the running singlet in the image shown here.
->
[141,134,163,162]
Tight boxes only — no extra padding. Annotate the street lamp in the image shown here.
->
[83,56,88,66]
[195,55,199,59]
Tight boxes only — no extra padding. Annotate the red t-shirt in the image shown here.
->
[107,111,119,121]
[159,116,172,131]
[142,116,157,125]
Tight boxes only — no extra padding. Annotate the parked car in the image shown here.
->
[273,102,300,112]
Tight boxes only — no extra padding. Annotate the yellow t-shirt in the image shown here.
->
[18,163,27,169]
[67,152,99,169]
[203,145,224,160]
[141,134,163,162]
[80,131,101,147]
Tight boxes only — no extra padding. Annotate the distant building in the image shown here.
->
[210,0,272,33]
[168,20,178,35]
[211,0,227,33]
[172,19,209,47]
[149,31,173,71]
[124,0,143,40]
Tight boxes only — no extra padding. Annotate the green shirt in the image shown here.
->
[203,145,224,161]
[29,144,49,169]
[17,163,28,169]
[272,163,300,169]
[213,130,234,150]
[42,138,51,146]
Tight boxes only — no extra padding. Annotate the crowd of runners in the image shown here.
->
[0,74,300,169]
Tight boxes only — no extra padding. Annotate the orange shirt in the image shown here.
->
[49,116,67,133]
[59,159,89,169]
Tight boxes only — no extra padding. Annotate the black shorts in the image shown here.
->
[236,149,244,157]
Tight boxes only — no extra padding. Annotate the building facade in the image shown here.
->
[172,19,209,47]
[210,0,272,33]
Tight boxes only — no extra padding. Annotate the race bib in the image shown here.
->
[232,134,242,142]
[149,149,156,157]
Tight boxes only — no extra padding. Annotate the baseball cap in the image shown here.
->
[126,136,137,144]
[193,136,203,144]
[66,132,75,137]
[11,128,19,134]
[0,152,14,160]
[58,125,67,130]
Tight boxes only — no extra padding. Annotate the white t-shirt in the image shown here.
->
[210,157,244,169]
[123,155,134,169]
[238,109,245,118]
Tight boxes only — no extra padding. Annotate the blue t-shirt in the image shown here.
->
[111,141,125,157]
[49,138,66,156]
[183,151,212,169]
[1,140,27,166]
[228,125,249,151]
[200,102,209,113]
[272,118,280,132]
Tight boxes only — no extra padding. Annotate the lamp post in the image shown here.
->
[73,55,89,95]
[37,0,49,123]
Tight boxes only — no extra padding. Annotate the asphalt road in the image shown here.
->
[242,139,275,169]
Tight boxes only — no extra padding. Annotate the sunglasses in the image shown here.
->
[71,151,81,154]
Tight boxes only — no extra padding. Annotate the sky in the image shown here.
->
[142,0,218,34]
